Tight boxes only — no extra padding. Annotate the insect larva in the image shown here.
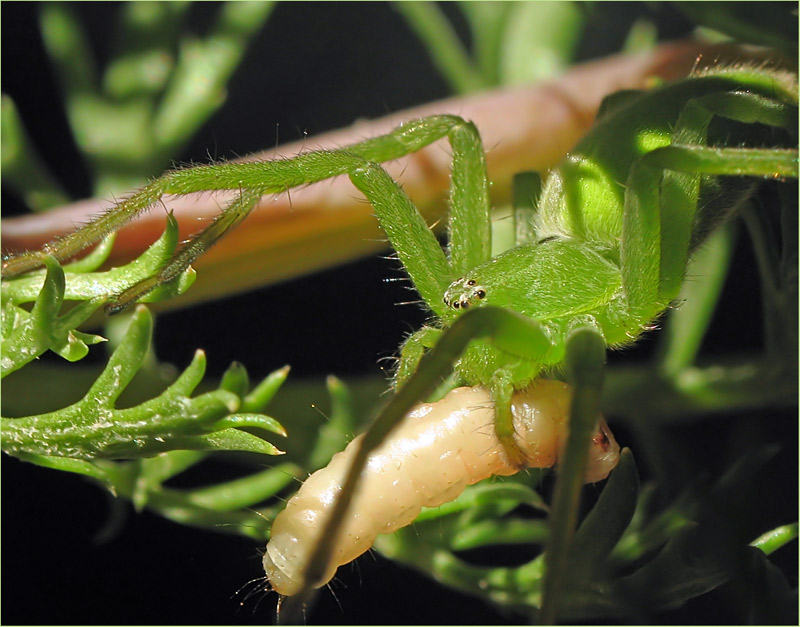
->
[263,381,620,596]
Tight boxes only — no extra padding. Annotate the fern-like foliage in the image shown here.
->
[1,214,194,377]
[1,214,294,528]
[2,303,286,460]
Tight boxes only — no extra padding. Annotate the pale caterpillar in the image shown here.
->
[263,381,620,596]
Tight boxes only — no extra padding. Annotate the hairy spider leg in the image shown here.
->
[1,115,491,310]
[512,170,544,246]
[345,116,493,317]
[622,86,798,321]
[108,186,266,311]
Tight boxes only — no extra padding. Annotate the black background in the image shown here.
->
[2,2,796,625]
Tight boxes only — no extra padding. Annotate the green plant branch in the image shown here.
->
[1,256,106,377]
[1,215,196,377]
[2,305,286,460]
[29,2,276,197]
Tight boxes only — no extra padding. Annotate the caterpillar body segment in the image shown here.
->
[263,381,620,596]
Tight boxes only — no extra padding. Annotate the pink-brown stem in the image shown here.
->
[2,41,765,309]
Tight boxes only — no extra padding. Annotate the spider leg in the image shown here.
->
[3,115,494,314]
[353,115,494,278]
[395,326,443,387]
[107,147,438,311]
[106,186,267,312]
[443,118,492,274]
[622,86,798,320]
[1,177,170,277]
[512,171,543,246]
[349,115,494,313]
[348,159,450,313]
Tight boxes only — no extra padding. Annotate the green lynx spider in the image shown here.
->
[3,64,798,606]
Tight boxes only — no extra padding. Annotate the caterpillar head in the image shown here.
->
[583,419,621,483]
[510,381,621,483]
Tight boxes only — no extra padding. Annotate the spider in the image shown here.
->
[3,63,797,614]
[286,64,798,607]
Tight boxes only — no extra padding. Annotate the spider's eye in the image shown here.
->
[466,279,476,286]
[476,289,486,299]
[460,301,470,309]
[453,301,460,309]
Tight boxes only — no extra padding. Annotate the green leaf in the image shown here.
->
[219,360,249,398]
[160,462,301,513]
[750,523,799,556]
[1,256,106,377]
[171,428,284,456]
[499,2,584,86]
[1,94,71,210]
[307,374,358,470]
[241,364,290,413]
[64,233,117,274]
[12,452,112,483]
[211,413,287,436]
[616,523,733,612]
[450,517,549,552]
[658,223,736,377]
[415,479,548,524]
[570,448,639,574]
